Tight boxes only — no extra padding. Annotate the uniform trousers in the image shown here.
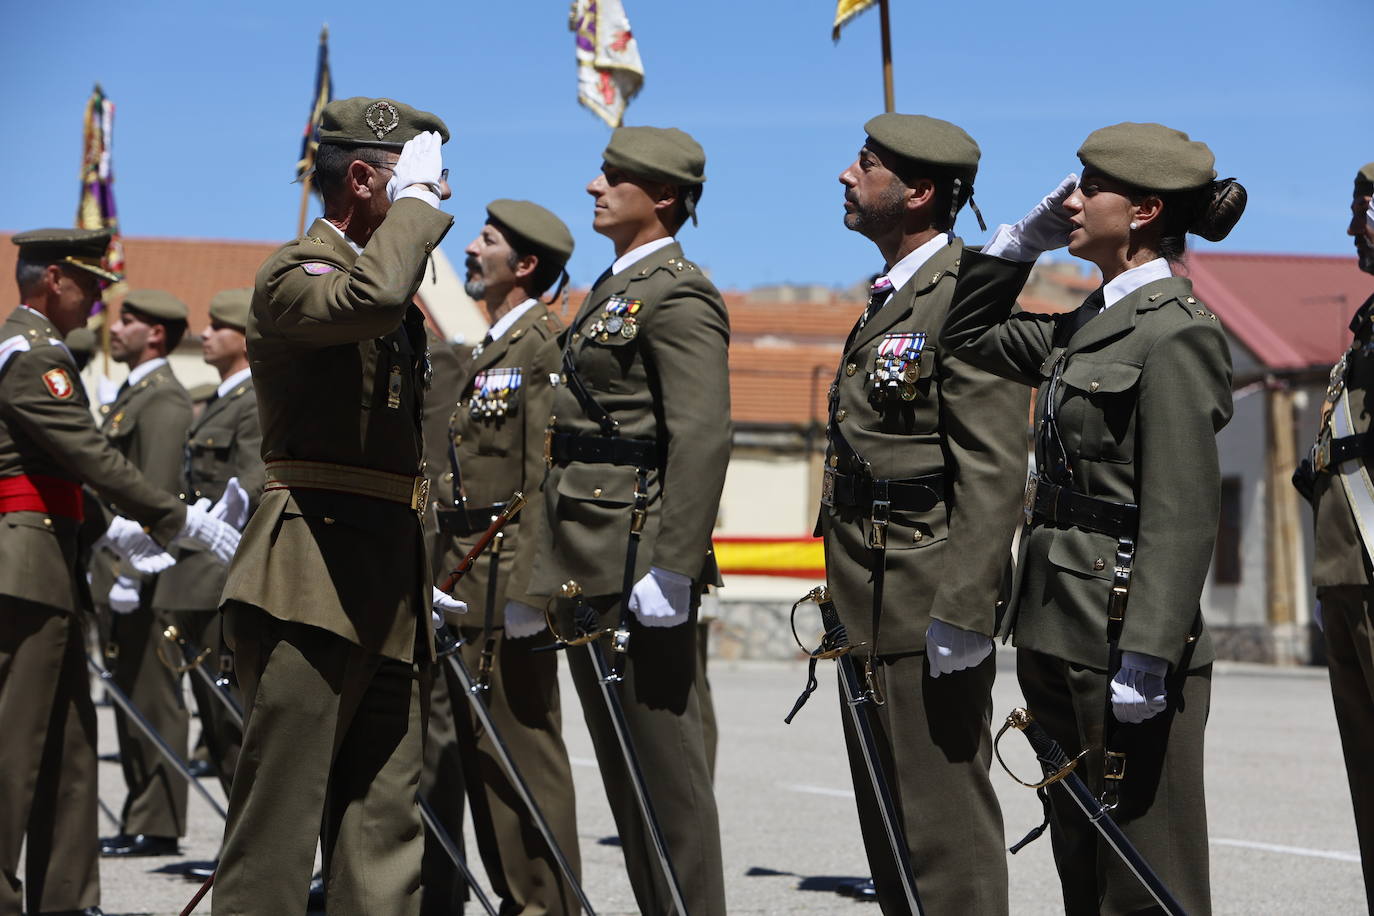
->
[453,626,581,915]
[1017,649,1212,916]
[214,603,430,916]
[840,650,1007,916]
[0,598,100,916]
[559,594,725,916]
[1318,584,1374,913]
[106,593,190,838]
[418,644,467,916]
[168,609,242,795]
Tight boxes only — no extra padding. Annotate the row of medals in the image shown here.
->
[869,335,925,403]
[469,369,522,419]
[588,296,642,343]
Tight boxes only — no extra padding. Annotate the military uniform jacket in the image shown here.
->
[221,199,453,663]
[439,304,562,621]
[529,241,731,599]
[90,361,193,602]
[818,240,1029,656]
[153,375,264,612]
[942,250,1232,671]
[0,307,185,611]
[1312,291,1374,587]
[421,328,468,574]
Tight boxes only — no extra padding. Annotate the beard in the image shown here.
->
[464,258,486,299]
[843,180,906,237]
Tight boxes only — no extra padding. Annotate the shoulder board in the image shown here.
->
[1164,293,1218,322]
[539,311,565,334]
[0,333,32,376]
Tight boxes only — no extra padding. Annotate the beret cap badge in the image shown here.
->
[365,100,401,140]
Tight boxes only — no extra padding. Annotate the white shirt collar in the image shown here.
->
[487,299,537,342]
[321,219,364,255]
[1101,258,1173,310]
[885,233,954,294]
[126,357,167,387]
[17,304,50,324]
[611,236,676,277]
[216,366,253,399]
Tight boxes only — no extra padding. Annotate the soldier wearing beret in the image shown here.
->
[92,288,195,859]
[151,288,263,799]
[818,114,1026,914]
[0,228,234,916]
[421,199,582,914]
[1296,161,1374,911]
[942,122,1247,914]
[528,126,729,914]
[213,97,463,916]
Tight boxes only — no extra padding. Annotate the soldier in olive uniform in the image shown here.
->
[818,114,1027,915]
[92,289,195,859]
[1295,161,1374,911]
[152,288,263,795]
[529,126,729,915]
[0,228,235,916]
[214,98,462,916]
[429,199,582,914]
[942,123,1246,915]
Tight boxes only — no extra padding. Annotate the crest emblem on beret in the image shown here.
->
[365,100,400,140]
[42,367,75,400]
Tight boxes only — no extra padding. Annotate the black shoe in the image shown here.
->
[187,758,213,778]
[100,833,179,857]
[836,877,878,901]
[307,872,325,911]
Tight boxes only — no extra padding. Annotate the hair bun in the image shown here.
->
[1192,178,1246,242]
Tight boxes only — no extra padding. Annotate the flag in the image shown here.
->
[76,84,123,279]
[833,0,878,39]
[570,0,644,128]
[295,25,333,183]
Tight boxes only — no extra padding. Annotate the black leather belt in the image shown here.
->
[1316,432,1370,473]
[821,469,945,512]
[435,504,510,537]
[546,432,660,469]
[1028,476,1138,539]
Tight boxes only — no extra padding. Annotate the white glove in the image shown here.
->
[211,477,250,531]
[983,173,1079,262]
[1110,651,1169,724]
[99,516,175,575]
[176,501,240,567]
[107,575,141,615]
[504,599,547,639]
[924,618,994,678]
[432,587,467,625]
[387,131,443,205]
[1366,198,1373,236]
[628,566,692,628]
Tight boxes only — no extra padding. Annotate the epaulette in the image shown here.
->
[0,333,31,376]
[664,255,699,274]
[1170,293,1218,322]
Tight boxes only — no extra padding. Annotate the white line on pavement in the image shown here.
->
[783,783,855,799]
[1210,837,1361,863]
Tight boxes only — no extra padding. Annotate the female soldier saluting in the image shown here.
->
[940,122,1247,915]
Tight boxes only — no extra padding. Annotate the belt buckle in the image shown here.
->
[1022,474,1039,526]
[820,468,836,508]
[868,499,889,549]
[411,476,430,516]
[1315,429,1332,473]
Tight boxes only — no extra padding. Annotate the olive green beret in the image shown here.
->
[317,96,450,150]
[863,113,981,176]
[209,288,252,331]
[1078,122,1216,192]
[11,227,120,283]
[486,200,575,265]
[1355,162,1374,197]
[64,327,96,356]
[603,127,706,187]
[122,289,188,323]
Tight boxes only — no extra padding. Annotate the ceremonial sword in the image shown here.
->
[996,707,1188,916]
[783,586,925,915]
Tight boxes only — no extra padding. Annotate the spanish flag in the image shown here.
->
[570,0,644,128]
[295,25,333,184]
[833,0,878,39]
[713,536,825,579]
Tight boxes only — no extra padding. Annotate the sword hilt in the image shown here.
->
[995,707,1086,790]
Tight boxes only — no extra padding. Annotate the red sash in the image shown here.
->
[0,474,84,521]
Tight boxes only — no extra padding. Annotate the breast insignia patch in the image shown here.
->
[42,367,75,400]
[302,262,336,276]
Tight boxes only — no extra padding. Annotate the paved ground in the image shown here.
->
[77,648,1364,914]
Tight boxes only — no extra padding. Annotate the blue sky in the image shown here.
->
[3,0,1371,291]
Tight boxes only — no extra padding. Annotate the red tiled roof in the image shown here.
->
[1186,252,1368,371]
[730,342,839,426]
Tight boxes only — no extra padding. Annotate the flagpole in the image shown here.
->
[879,0,894,112]
[297,175,312,237]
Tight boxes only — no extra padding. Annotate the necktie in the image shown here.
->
[858,275,893,332]
[1062,288,1106,343]
[473,331,493,357]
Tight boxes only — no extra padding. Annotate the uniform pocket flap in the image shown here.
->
[1046,528,1117,580]
[555,462,637,507]
[1060,358,1142,394]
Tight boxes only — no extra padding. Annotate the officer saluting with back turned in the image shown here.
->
[0,228,237,916]
[529,126,730,915]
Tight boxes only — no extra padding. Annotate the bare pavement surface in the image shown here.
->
[77,649,1365,915]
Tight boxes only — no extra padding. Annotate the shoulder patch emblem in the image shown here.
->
[302,262,336,276]
[42,367,75,400]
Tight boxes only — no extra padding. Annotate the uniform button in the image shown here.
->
[206,438,215,445]
[845,363,857,376]
[1089,380,1100,392]
[593,488,603,498]
[836,409,847,422]
[443,472,453,482]
[1185,296,1197,304]
[913,530,923,543]
[1093,558,1105,570]
[43,517,52,527]
[828,455,838,468]
[323,517,336,525]
[178,493,186,500]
